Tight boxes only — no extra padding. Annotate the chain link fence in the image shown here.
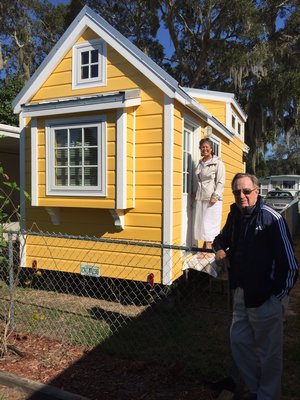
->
[0,228,231,374]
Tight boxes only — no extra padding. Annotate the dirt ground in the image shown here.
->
[0,384,28,400]
[0,332,218,400]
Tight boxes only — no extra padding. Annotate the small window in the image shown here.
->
[231,115,236,130]
[46,117,106,196]
[210,135,221,157]
[283,180,295,189]
[183,125,193,194]
[72,40,106,89]
[237,122,241,135]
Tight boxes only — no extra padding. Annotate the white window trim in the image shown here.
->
[116,109,127,209]
[162,95,174,285]
[31,118,38,206]
[72,39,107,90]
[45,116,106,197]
[182,114,201,249]
[183,114,201,162]
[231,110,244,139]
[208,134,221,157]
[231,112,236,132]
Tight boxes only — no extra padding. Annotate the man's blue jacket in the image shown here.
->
[213,196,298,307]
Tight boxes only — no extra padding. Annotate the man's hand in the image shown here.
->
[215,249,230,271]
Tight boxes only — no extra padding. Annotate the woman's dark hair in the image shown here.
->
[199,138,214,155]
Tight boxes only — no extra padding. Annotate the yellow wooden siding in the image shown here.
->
[172,105,187,281]
[31,34,156,102]
[25,234,163,283]
[195,98,226,125]
[220,136,245,223]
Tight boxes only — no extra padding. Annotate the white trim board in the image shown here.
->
[162,95,174,285]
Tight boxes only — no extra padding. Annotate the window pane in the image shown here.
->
[55,129,68,147]
[283,181,294,189]
[55,167,68,186]
[50,121,102,191]
[183,152,187,172]
[81,51,89,65]
[84,167,97,186]
[70,128,82,147]
[90,64,99,78]
[91,49,98,63]
[81,66,89,79]
[183,173,187,194]
[70,148,82,166]
[55,149,68,166]
[84,127,97,146]
[70,167,82,186]
[232,115,236,128]
[213,143,220,157]
[84,148,97,165]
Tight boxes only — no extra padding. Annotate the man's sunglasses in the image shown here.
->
[232,188,257,196]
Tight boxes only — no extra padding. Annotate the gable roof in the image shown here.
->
[12,6,234,140]
[183,88,247,121]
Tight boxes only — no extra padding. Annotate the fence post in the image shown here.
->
[8,232,15,329]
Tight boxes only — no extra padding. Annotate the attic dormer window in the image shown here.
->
[72,39,106,89]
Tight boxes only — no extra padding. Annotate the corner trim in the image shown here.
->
[116,109,127,209]
[31,118,38,206]
[162,95,174,285]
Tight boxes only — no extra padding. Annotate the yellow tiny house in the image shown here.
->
[13,6,248,286]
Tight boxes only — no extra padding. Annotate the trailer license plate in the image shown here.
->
[80,264,100,277]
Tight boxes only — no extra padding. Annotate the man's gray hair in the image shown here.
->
[231,173,259,190]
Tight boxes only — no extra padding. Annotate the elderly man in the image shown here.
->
[213,173,298,400]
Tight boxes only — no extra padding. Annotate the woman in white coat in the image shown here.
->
[194,138,225,249]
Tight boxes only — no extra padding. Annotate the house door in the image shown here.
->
[182,124,196,247]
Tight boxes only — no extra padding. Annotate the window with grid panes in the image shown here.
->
[73,40,106,89]
[46,118,106,196]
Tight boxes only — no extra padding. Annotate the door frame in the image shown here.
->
[181,115,202,248]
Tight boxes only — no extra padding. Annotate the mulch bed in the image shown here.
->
[0,331,219,400]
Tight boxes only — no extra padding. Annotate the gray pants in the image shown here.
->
[231,288,284,400]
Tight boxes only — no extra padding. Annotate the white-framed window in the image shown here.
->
[46,116,106,196]
[231,114,236,130]
[231,111,244,137]
[210,134,221,157]
[72,40,106,89]
[183,124,193,194]
[237,121,241,135]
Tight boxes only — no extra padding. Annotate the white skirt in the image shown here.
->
[194,200,222,241]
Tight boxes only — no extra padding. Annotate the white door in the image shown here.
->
[182,124,195,247]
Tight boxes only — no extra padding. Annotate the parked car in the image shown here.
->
[264,190,295,212]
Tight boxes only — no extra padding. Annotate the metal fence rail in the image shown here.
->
[0,229,231,372]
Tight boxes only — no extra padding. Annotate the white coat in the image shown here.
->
[194,156,225,201]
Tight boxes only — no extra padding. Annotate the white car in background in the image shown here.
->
[264,190,295,212]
